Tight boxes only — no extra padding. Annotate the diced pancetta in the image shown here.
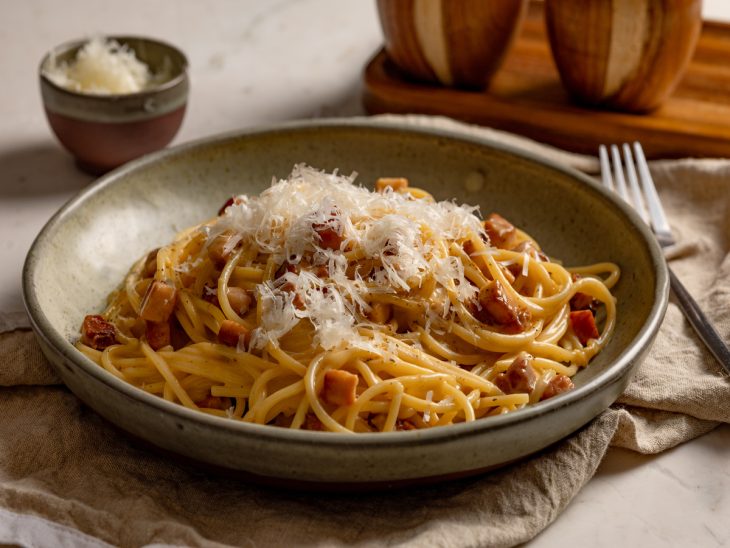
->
[313,210,343,251]
[375,177,409,193]
[218,319,250,348]
[494,352,537,394]
[472,280,530,333]
[570,310,599,344]
[321,369,358,406]
[195,395,232,410]
[81,315,117,350]
[511,240,548,262]
[145,320,170,350]
[569,274,597,311]
[540,374,574,400]
[207,230,238,267]
[313,223,342,251]
[483,213,519,249]
[140,280,177,323]
[303,413,324,431]
[396,419,417,431]
[226,286,254,316]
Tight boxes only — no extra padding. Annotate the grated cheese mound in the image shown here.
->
[45,36,153,95]
[214,165,486,351]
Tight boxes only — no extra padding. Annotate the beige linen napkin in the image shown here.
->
[1,116,729,548]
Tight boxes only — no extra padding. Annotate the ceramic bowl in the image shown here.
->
[23,120,668,486]
[39,36,189,174]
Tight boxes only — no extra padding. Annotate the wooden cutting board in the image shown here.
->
[363,3,730,159]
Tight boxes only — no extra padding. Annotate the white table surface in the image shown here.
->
[1,1,728,546]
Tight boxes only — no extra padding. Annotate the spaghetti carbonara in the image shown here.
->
[77,165,619,433]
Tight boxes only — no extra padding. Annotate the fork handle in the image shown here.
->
[669,267,730,375]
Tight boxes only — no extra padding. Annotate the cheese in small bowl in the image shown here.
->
[39,35,188,173]
[44,36,160,95]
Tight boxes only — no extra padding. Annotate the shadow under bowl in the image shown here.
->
[39,36,189,174]
[22,119,668,487]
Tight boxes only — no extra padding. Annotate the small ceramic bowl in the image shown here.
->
[39,36,189,174]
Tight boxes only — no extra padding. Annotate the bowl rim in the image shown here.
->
[38,34,189,100]
[22,117,669,449]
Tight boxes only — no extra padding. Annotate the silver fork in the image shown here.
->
[599,142,730,375]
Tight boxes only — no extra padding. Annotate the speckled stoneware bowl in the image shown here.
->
[23,120,668,486]
[39,36,188,174]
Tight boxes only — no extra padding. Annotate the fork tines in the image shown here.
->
[599,142,673,247]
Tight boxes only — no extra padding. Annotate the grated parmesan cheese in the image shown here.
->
[213,165,487,351]
[522,251,530,277]
[44,36,157,95]
[423,390,434,423]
